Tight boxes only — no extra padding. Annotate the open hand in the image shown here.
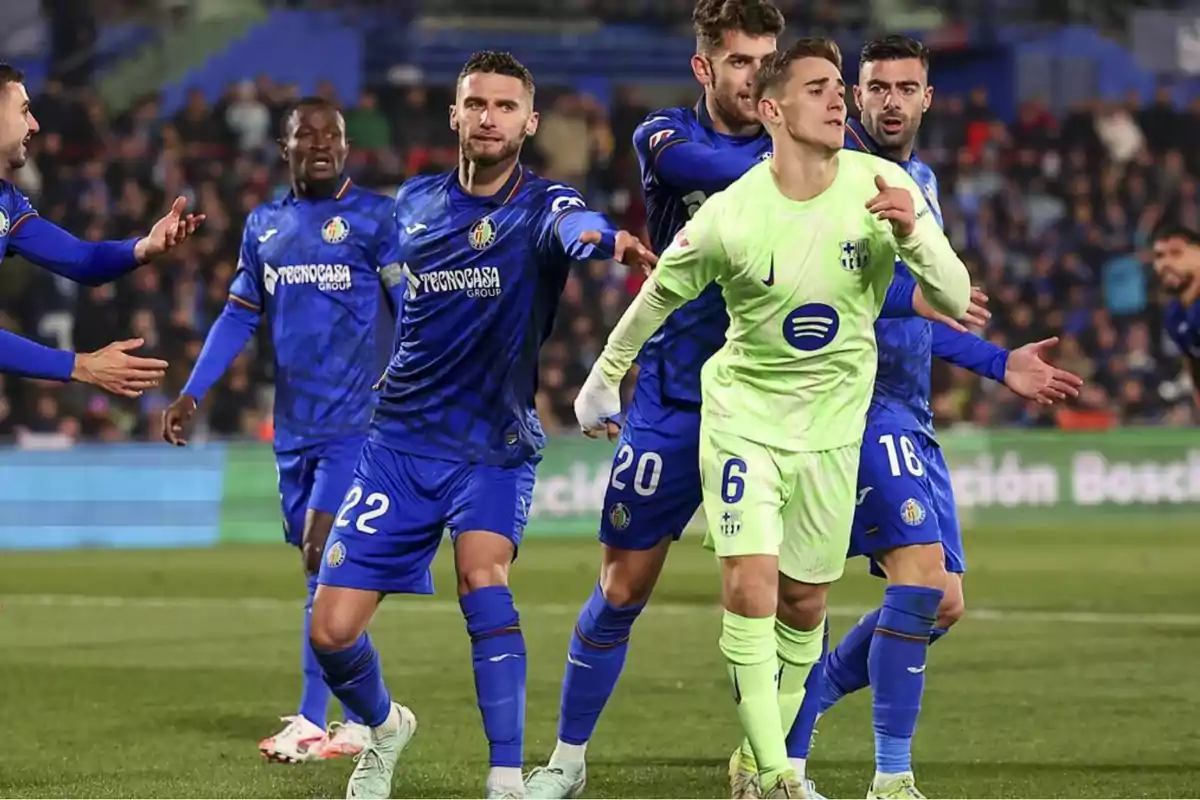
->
[72,338,168,398]
[1004,337,1085,404]
[135,196,205,262]
[162,394,199,446]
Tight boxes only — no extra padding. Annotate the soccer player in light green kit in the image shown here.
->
[574,37,971,798]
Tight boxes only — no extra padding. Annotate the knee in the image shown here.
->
[777,581,827,632]
[721,556,778,618]
[937,593,965,630]
[309,610,361,652]
[879,544,948,590]
[457,561,510,596]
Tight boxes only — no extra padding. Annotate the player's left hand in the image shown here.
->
[135,196,205,262]
[867,175,916,238]
[916,285,991,332]
[574,368,623,441]
[579,230,658,276]
[1004,337,1085,405]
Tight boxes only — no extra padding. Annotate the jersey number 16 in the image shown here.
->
[879,434,925,478]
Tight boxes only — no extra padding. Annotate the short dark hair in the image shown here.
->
[752,37,843,103]
[693,0,786,54]
[860,34,930,70]
[1153,223,1200,246]
[458,51,535,98]
[0,63,26,90]
[280,96,342,138]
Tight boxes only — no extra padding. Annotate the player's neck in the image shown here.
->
[294,176,343,200]
[458,156,520,197]
[704,94,760,137]
[770,143,839,202]
[861,122,915,162]
[1183,278,1200,307]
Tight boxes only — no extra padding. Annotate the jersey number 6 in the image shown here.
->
[721,458,747,503]
[335,486,391,534]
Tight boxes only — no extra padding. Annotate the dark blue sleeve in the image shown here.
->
[537,184,618,261]
[374,203,406,318]
[634,115,755,196]
[180,299,260,399]
[8,215,141,286]
[931,325,1009,382]
[879,270,917,318]
[0,328,75,381]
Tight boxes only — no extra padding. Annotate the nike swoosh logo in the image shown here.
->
[258,229,277,243]
[567,655,592,669]
[907,665,926,674]
[857,486,874,506]
[488,653,521,663]
[762,255,775,287]
[405,223,427,235]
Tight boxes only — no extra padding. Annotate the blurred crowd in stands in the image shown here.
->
[1,63,1197,445]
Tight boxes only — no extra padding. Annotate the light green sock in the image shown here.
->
[775,616,824,734]
[720,610,789,786]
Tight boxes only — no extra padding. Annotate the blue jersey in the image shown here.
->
[845,119,945,438]
[0,182,38,252]
[229,178,402,452]
[632,103,772,404]
[374,166,606,467]
[1165,298,1200,361]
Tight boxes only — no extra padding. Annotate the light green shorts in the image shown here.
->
[700,425,859,585]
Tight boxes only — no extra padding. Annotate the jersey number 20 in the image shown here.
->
[611,445,663,497]
[879,434,924,478]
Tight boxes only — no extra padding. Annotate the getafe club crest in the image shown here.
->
[322,216,349,244]
[609,503,631,531]
[0,209,9,237]
[469,217,497,250]
[839,238,869,272]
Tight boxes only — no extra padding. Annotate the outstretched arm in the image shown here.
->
[931,324,1007,382]
[0,327,75,381]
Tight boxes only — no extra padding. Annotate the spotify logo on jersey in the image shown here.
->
[783,303,840,351]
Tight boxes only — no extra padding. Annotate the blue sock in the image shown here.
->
[820,607,879,713]
[558,583,645,746]
[312,632,393,728]
[870,585,943,776]
[461,586,527,768]
[784,618,828,758]
[298,575,332,728]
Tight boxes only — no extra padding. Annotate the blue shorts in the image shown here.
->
[318,439,538,595]
[276,437,366,547]
[598,376,702,551]
[848,428,965,577]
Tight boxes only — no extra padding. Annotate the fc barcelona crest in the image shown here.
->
[839,238,869,272]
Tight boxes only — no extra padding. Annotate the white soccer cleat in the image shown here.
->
[316,720,372,759]
[524,762,586,799]
[346,703,418,800]
[259,715,326,764]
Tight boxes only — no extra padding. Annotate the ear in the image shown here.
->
[277,137,288,162]
[525,110,540,137]
[922,86,934,114]
[691,53,712,88]
[853,85,865,112]
[449,104,459,131]
[757,96,780,127]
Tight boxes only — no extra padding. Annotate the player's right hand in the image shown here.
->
[574,369,622,441]
[162,394,199,447]
[71,338,168,398]
[914,285,991,332]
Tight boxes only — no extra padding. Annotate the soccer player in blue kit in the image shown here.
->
[1151,224,1200,396]
[781,35,1084,800]
[307,52,655,800]
[0,62,199,393]
[163,98,403,764]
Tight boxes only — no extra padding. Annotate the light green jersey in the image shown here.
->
[652,151,969,452]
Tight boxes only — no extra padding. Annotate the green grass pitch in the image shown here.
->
[1,527,1199,798]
